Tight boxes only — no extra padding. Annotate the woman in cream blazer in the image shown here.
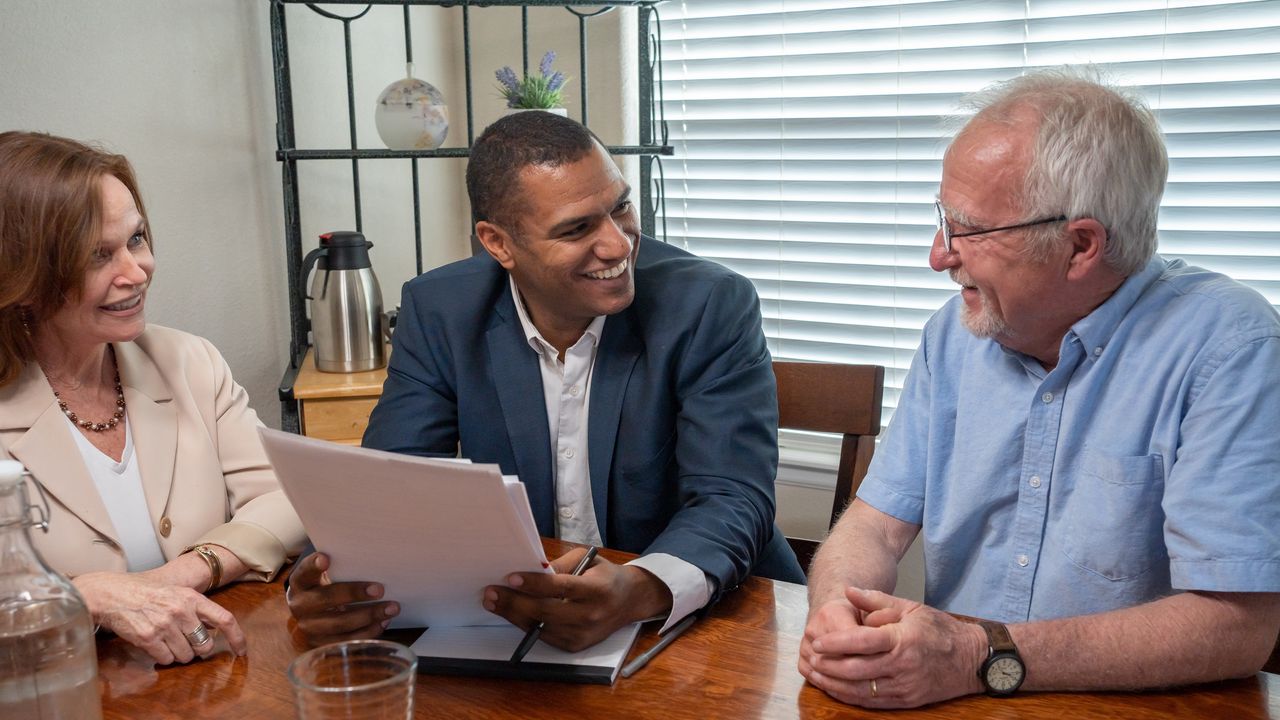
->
[0,131,305,666]
[0,327,305,580]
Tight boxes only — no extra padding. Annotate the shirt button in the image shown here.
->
[569,385,580,397]
[1017,554,1029,567]
[1094,347,1103,356]
[159,517,172,538]
[1041,392,1054,404]
[1029,475,1042,488]
[558,506,574,520]
[564,448,575,459]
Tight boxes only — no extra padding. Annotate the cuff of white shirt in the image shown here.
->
[627,553,714,633]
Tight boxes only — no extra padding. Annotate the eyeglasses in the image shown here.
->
[934,200,1067,253]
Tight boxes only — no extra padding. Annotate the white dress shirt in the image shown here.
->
[65,416,166,572]
[510,277,711,631]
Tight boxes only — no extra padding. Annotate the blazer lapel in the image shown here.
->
[114,341,177,525]
[0,363,119,544]
[486,294,556,536]
[588,310,642,546]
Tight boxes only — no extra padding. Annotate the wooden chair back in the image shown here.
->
[774,361,884,574]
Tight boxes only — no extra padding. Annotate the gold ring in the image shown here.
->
[870,678,878,698]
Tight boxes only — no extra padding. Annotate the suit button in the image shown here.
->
[159,517,172,538]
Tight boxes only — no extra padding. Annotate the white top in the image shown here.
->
[64,416,166,572]
[510,277,711,632]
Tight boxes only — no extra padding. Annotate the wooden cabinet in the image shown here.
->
[291,348,386,445]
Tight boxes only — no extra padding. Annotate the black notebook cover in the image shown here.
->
[415,657,618,685]
[409,623,641,686]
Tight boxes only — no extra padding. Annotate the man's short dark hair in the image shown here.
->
[466,111,604,231]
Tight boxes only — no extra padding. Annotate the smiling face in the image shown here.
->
[476,141,640,351]
[929,114,1073,355]
[41,174,154,353]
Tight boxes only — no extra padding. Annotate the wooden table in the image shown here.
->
[99,539,1280,719]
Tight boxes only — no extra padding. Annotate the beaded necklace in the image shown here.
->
[54,372,126,432]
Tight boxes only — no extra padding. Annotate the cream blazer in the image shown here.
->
[0,325,306,581]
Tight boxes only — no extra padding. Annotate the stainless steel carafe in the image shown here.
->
[301,231,386,373]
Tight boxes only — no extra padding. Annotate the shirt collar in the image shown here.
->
[1067,254,1170,364]
[508,274,605,357]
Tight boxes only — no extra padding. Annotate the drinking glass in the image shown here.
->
[288,640,416,719]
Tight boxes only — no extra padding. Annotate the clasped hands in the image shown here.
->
[798,586,986,709]
[287,547,672,651]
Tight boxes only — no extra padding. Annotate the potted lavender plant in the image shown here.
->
[495,51,570,117]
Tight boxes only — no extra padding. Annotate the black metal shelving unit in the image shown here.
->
[269,0,671,431]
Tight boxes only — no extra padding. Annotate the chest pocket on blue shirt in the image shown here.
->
[1060,449,1167,581]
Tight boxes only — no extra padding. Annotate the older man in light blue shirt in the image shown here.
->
[800,68,1280,709]
[870,254,1280,622]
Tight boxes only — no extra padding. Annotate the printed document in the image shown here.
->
[259,428,551,628]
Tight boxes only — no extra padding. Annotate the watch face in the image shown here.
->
[986,655,1024,693]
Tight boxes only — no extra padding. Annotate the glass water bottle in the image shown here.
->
[0,460,103,719]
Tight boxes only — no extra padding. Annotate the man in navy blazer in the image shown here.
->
[288,111,801,651]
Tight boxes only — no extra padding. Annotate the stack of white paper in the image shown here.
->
[259,428,551,628]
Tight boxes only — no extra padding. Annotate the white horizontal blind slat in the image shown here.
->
[658,0,1280,442]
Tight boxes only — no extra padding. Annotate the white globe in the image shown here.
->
[374,77,449,150]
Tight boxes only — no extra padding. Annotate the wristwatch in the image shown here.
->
[977,620,1025,696]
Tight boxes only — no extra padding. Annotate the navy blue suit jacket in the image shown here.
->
[363,238,803,593]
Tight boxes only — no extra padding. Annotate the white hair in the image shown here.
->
[955,66,1168,276]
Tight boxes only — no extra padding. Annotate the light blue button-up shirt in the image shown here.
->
[859,256,1280,623]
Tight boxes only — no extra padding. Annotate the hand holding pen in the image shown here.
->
[510,546,598,661]
[485,545,674,654]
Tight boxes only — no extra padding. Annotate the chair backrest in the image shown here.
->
[774,361,884,573]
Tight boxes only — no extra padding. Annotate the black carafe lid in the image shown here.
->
[319,231,373,270]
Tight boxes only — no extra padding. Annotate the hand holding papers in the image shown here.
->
[510,546,598,662]
[260,429,640,683]
[483,549,675,653]
[260,428,550,629]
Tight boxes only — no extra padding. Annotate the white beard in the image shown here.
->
[951,269,1012,339]
[960,299,1012,339]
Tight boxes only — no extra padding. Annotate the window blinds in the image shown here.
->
[657,0,1280,451]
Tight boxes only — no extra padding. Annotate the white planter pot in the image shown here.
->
[503,107,568,118]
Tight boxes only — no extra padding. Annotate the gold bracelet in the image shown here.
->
[191,545,223,593]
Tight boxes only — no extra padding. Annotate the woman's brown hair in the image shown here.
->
[0,131,152,388]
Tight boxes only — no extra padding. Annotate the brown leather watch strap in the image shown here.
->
[978,620,1016,653]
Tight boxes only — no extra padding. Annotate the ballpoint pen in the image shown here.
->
[620,611,699,678]
[510,546,599,662]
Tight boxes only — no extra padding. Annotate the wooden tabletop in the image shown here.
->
[99,539,1280,719]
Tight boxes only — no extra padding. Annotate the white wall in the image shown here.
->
[2,1,291,424]
[0,1,466,427]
